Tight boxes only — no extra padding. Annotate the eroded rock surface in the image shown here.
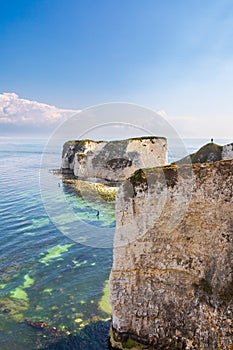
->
[61,137,167,182]
[223,143,233,160]
[110,160,233,349]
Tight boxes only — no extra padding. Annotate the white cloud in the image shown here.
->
[0,92,79,127]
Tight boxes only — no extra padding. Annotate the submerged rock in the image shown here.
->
[25,319,48,329]
[3,308,11,313]
[63,178,118,203]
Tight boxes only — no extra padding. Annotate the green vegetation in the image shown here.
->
[72,259,87,267]
[23,274,34,288]
[191,143,223,163]
[129,164,179,191]
[10,273,35,302]
[112,332,154,350]
[129,135,166,141]
[98,279,111,315]
[175,142,223,165]
[67,139,103,144]
[39,244,73,265]
[31,217,50,228]
[42,288,53,295]
[65,136,165,144]
[74,179,117,202]
[11,288,28,301]
[0,297,29,322]
[129,168,148,188]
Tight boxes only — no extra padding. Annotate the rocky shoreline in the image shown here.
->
[63,177,118,203]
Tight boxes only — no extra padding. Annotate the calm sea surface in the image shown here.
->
[0,137,230,349]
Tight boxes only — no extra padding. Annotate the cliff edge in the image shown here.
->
[110,159,233,349]
[61,137,167,182]
[175,141,233,165]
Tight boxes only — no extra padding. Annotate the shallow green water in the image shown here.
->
[1,137,229,349]
[0,138,114,349]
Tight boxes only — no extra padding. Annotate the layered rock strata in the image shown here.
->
[61,137,167,182]
[110,160,233,349]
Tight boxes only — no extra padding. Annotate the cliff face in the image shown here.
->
[61,137,167,182]
[110,160,233,349]
[223,143,233,160]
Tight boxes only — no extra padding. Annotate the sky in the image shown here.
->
[0,0,233,138]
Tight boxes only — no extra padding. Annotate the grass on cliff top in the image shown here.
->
[64,136,166,144]
[129,164,178,187]
[128,135,167,141]
[64,139,103,144]
[175,142,223,165]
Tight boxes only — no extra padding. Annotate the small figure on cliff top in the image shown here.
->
[211,138,214,143]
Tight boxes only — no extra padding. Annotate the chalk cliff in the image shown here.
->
[110,159,233,349]
[223,142,233,160]
[61,137,167,182]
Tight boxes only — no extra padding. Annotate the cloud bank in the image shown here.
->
[0,93,78,132]
[1,93,229,139]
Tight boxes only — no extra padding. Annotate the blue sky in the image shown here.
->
[0,0,233,138]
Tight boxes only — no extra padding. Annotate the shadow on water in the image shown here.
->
[41,321,113,350]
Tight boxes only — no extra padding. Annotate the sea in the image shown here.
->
[0,137,230,350]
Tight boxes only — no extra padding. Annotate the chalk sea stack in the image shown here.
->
[61,137,168,183]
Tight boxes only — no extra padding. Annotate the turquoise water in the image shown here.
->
[0,137,230,349]
[0,138,114,350]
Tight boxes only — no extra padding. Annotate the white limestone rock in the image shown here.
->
[222,142,233,160]
[61,137,167,182]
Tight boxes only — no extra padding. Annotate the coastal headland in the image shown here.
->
[61,138,233,349]
[110,143,233,349]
